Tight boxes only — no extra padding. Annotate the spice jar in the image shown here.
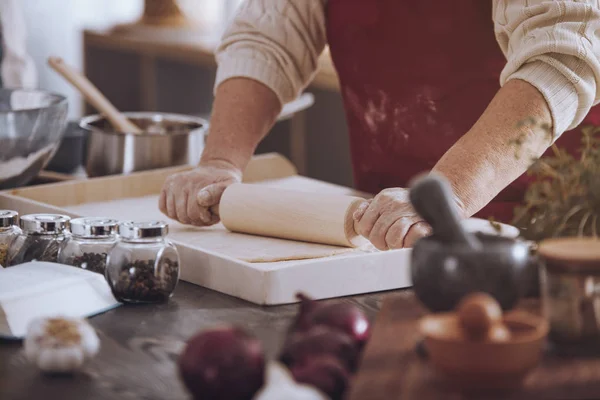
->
[57,217,119,275]
[8,214,70,266]
[538,237,600,347]
[7,214,71,266]
[106,221,180,303]
[0,210,20,266]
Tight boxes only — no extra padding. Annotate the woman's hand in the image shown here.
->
[353,188,431,250]
[159,160,242,226]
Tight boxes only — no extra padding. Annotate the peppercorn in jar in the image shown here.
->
[106,221,180,303]
[0,210,20,266]
[58,217,119,275]
[7,214,71,266]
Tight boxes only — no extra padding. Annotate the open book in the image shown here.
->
[0,262,120,339]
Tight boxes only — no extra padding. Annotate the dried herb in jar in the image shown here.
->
[112,258,179,303]
[0,243,8,266]
[70,252,108,275]
[9,214,70,266]
[510,120,600,241]
[9,235,62,265]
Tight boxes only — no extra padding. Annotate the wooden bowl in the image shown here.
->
[420,298,548,392]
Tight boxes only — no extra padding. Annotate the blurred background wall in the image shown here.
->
[20,0,242,119]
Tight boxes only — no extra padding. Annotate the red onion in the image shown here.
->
[291,293,371,348]
[178,325,265,400]
[289,355,350,400]
[279,325,360,372]
[287,293,319,334]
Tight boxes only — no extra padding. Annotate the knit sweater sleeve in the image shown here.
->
[494,0,600,139]
[213,0,328,105]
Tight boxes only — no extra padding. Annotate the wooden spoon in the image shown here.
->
[48,57,143,134]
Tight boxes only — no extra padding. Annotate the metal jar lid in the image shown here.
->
[0,210,18,228]
[20,214,71,234]
[118,221,169,240]
[70,217,119,238]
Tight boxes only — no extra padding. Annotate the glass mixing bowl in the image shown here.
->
[0,88,68,189]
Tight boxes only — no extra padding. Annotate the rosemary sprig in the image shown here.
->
[510,119,600,241]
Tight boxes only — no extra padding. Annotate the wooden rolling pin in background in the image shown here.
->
[219,184,369,248]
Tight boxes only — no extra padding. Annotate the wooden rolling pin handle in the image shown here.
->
[47,57,143,134]
[349,199,368,237]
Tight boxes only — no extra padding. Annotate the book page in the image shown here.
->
[0,262,120,338]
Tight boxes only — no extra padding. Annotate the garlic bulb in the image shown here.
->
[24,316,100,373]
[254,362,327,400]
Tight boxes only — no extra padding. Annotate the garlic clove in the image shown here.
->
[24,316,100,374]
[78,322,100,358]
[37,347,85,373]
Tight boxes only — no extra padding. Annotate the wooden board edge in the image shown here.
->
[2,165,192,206]
[242,153,298,182]
[261,248,413,305]
[2,153,297,207]
[0,193,84,218]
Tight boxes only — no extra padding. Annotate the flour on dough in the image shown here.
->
[66,195,368,263]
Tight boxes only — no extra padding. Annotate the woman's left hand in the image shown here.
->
[353,188,431,250]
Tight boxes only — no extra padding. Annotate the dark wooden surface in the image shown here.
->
[0,282,387,400]
[4,283,600,400]
[347,294,600,400]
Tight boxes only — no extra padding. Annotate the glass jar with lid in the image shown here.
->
[57,217,119,275]
[0,210,20,266]
[106,220,180,303]
[7,214,71,266]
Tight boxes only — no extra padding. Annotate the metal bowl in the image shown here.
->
[0,89,68,189]
[80,112,208,177]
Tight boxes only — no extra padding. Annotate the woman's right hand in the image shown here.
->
[159,159,242,226]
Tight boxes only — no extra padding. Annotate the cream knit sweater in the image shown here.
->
[214,0,600,139]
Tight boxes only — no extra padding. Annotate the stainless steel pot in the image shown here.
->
[80,112,207,177]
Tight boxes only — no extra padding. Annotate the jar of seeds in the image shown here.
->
[106,221,180,303]
[58,217,119,275]
[7,214,71,266]
[0,210,20,266]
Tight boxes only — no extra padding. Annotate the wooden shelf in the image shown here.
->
[83,28,340,91]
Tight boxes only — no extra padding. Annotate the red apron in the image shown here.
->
[326,0,591,223]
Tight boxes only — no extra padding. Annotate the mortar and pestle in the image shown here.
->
[408,174,534,312]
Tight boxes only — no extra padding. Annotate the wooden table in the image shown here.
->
[347,294,600,400]
[0,281,386,400]
[4,283,600,399]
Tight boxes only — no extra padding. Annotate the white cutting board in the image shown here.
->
[0,154,519,305]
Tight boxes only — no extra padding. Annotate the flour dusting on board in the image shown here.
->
[66,194,374,264]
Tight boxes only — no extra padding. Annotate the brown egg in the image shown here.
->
[457,293,510,341]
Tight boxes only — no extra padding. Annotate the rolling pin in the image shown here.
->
[219,184,369,248]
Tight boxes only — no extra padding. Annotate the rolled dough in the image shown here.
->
[66,195,369,263]
[63,176,517,263]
